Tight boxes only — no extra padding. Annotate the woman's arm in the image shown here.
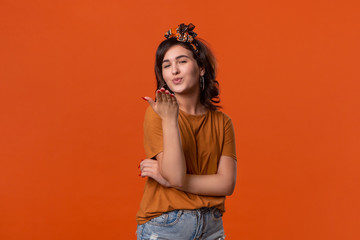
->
[140,155,237,196]
[143,89,186,188]
[178,155,236,196]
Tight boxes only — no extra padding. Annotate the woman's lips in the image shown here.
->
[172,78,182,84]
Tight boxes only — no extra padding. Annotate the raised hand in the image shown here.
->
[143,88,179,121]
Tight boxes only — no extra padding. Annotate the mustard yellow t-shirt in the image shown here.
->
[136,106,236,224]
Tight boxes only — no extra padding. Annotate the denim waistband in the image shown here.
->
[181,207,217,215]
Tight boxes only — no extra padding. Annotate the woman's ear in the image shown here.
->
[200,67,205,77]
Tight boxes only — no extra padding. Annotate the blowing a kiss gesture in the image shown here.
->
[143,87,179,122]
[141,87,186,188]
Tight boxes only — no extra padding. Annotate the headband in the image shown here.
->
[164,23,199,54]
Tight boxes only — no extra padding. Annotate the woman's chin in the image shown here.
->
[169,86,184,94]
[170,85,199,95]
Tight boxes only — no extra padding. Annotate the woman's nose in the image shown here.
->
[171,64,180,75]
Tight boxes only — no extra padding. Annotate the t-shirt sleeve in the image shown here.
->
[222,114,237,161]
[143,106,163,159]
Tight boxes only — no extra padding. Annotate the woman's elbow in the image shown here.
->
[165,174,185,188]
[224,181,236,196]
[225,188,235,196]
[168,179,185,188]
[169,181,183,188]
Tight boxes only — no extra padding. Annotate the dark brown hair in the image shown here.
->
[154,37,221,110]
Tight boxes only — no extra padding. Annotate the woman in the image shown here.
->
[137,23,237,240]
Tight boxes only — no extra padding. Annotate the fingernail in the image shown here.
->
[139,173,141,176]
[160,89,165,92]
[141,97,147,101]
[138,164,140,168]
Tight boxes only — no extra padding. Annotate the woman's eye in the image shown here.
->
[180,61,187,63]
[163,65,170,68]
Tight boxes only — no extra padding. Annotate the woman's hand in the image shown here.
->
[139,159,171,187]
[142,88,185,188]
[143,88,178,121]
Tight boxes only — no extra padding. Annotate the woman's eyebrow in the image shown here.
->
[162,55,190,63]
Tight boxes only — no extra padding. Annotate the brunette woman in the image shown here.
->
[137,23,237,240]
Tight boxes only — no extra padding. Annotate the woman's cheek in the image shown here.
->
[162,70,170,81]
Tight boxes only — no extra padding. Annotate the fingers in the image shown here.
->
[161,88,177,104]
[139,159,158,178]
[154,88,167,103]
[138,159,170,187]
[156,89,162,103]
[139,159,158,173]
[142,88,178,120]
[164,90,172,102]
[159,88,167,102]
[158,88,174,103]
[170,93,177,104]
[144,87,176,105]
[140,159,158,168]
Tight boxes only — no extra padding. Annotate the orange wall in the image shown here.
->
[1,0,359,239]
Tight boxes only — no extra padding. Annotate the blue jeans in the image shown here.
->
[136,207,226,240]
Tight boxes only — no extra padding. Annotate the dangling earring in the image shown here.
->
[200,76,205,91]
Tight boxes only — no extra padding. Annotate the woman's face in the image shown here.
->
[161,45,204,95]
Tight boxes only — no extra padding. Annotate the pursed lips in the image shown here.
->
[172,78,182,84]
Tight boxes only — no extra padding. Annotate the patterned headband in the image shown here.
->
[164,23,199,54]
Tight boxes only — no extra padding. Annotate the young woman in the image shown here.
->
[137,23,237,240]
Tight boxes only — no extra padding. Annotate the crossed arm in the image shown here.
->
[140,154,237,196]
[141,88,237,196]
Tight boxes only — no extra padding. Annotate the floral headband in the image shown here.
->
[164,23,199,54]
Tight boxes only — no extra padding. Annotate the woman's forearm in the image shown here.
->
[141,156,236,196]
[160,119,186,188]
[174,156,236,196]
[144,89,186,188]
[175,173,235,196]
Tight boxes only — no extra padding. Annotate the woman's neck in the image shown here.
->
[175,92,207,115]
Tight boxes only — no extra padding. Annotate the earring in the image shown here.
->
[200,76,205,91]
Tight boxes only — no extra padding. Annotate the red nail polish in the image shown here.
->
[141,97,147,101]
[139,173,141,176]
[160,89,165,92]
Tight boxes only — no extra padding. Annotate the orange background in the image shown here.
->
[1,0,359,239]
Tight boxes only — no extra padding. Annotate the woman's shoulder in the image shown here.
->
[145,106,159,118]
[210,109,232,122]
[144,106,162,123]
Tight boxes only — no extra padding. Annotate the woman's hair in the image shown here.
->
[154,37,221,110]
